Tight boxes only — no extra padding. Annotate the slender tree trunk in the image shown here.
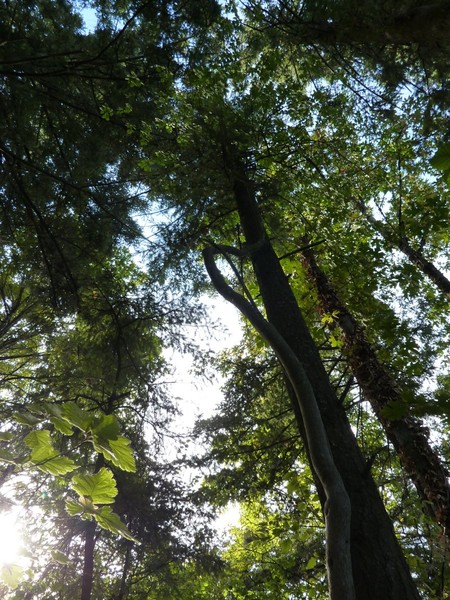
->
[81,520,96,600]
[398,236,450,297]
[300,239,450,538]
[224,167,420,600]
[116,544,131,600]
[356,198,450,298]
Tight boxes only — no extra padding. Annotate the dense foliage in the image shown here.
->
[0,1,449,598]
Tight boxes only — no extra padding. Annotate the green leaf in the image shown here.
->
[79,495,97,511]
[305,556,317,570]
[286,478,299,495]
[0,432,14,442]
[61,402,92,432]
[41,404,74,435]
[381,400,408,420]
[94,506,139,542]
[13,412,41,426]
[66,497,97,520]
[430,143,450,171]
[51,550,71,565]
[67,494,139,542]
[279,538,292,553]
[329,333,344,348]
[0,564,23,589]
[106,437,136,472]
[71,468,117,504]
[50,416,74,436]
[24,430,76,475]
[66,499,85,516]
[108,437,136,472]
[25,430,54,461]
[38,456,77,476]
[91,413,120,441]
[321,313,334,325]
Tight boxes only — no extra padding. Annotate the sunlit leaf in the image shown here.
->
[24,430,54,461]
[41,404,74,435]
[66,499,85,516]
[0,564,23,589]
[79,495,96,511]
[51,550,71,565]
[92,432,136,472]
[91,413,120,441]
[49,416,74,436]
[94,505,139,542]
[329,333,343,348]
[107,437,136,472]
[305,556,317,570]
[61,402,92,432]
[24,430,76,474]
[38,456,77,476]
[71,468,117,504]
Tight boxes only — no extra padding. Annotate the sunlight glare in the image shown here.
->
[216,502,240,534]
[0,510,23,565]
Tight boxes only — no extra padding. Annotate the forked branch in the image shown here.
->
[203,245,355,600]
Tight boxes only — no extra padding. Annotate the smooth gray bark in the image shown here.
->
[204,245,355,600]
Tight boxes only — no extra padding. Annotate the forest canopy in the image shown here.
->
[0,1,450,598]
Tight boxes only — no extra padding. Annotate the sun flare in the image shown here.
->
[0,510,23,565]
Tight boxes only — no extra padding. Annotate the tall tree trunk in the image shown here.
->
[300,239,450,539]
[204,245,355,599]
[222,167,420,600]
[81,520,96,600]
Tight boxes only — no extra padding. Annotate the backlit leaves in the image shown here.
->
[71,468,117,505]
[50,550,71,565]
[0,564,24,590]
[94,436,136,472]
[12,405,136,473]
[95,506,139,542]
[430,143,450,171]
[24,430,76,475]
[60,402,93,432]
[67,468,138,542]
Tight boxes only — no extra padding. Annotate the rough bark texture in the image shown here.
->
[300,240,450,540]
[227,169,420,600]
[204,245,355,599]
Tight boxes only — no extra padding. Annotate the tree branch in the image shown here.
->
[203,245,355,600]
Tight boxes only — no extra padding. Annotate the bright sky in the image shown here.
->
[164,295,243,532]
[167,296,242,424]
[0,506,25,566]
